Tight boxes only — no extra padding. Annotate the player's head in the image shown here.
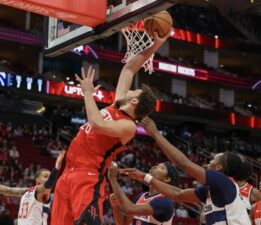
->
[237,156,252,181]
[115,84,156,119]
[35,168,51,185]
[149,162,179,186]
[209,152,245,180]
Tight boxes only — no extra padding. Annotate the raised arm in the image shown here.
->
[120,168,201,203]
[76,66,136,141]
[115,32,170,101]
[108,162,154,217]
[36,150,65,202]
[141,117,206,184]
[0,185,27,197]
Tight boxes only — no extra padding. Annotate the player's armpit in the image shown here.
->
[0,185,28,196]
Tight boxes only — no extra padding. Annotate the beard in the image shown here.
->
[114,98,128,108]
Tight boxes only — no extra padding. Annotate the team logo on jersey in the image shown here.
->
[80,109,113,134]
[204,205,213,212]
[88,205,98,221]
[24,192,33,200]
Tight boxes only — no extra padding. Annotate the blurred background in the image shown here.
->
[0,0,261,224]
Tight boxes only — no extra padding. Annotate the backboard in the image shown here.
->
[45,0,176,57]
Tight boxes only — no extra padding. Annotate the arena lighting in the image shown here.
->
[250,116,255,128]
[252,80,261,90]
[230,112,236,125]
[1,72,261,129]
[72,45,99,59]
[36,106,46,114]
[158,62,196,77]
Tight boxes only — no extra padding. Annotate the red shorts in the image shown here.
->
[51,168,106,225]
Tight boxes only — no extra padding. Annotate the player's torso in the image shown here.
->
[239,182,253,211]
[253,201,261,225]
[204,183,251,225]
[66,106,134,171]
[133,192,173,225]
[17,187,50,225]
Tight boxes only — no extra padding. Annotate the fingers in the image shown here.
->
[75,74,82,83]
[119,168,135,175]
[90,67,95,82]
[140,116,152,126]
[153,31,159,39]
[94,85,101,92]
[80,66,95,80]
[81,67,87,79]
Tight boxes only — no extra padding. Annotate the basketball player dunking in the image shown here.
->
[50,32,170,225]
[0,150,65,225]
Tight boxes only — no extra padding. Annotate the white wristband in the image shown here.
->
[144,173,153,184]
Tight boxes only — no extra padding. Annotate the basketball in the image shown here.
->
[144,11,173,38]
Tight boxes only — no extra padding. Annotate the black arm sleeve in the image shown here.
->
[44,168,59,189]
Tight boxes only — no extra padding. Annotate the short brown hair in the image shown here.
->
[134,84,157,119]
[35,168,49,179]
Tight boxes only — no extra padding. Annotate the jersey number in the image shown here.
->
[19,202,29,219]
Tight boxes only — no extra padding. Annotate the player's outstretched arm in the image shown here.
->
[141,117,206,184]
[36,150,65,202]
[76,67,136,141]
[0,185,28,197]
[115,31,170,101]
[108,162,154,217]
[120,168,201,203]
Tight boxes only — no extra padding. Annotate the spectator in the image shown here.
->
[101,208,114,225]
[8,146,19,159]
[176,204,189,218]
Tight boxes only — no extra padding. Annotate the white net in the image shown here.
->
[121,21,154,74]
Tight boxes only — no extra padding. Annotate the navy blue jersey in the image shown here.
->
[132,192,174,225]
[195,169,251,225]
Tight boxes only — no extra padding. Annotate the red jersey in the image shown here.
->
[253,201,261,225]
[65,106,134,173]
[239,182,253,211]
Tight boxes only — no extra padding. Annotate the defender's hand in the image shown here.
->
[120,168,146,182]
[55,150,66,170]
[140,116,159,137]
[108,162,119,180]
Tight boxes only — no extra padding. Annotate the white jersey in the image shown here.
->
[17,186,51,225]
[195,169,251,225]
[204,183,251,225]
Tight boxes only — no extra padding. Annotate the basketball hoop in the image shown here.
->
[121,21,154,74]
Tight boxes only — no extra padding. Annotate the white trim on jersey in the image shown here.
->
[133,192,174,225]
[204,183,251,225]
